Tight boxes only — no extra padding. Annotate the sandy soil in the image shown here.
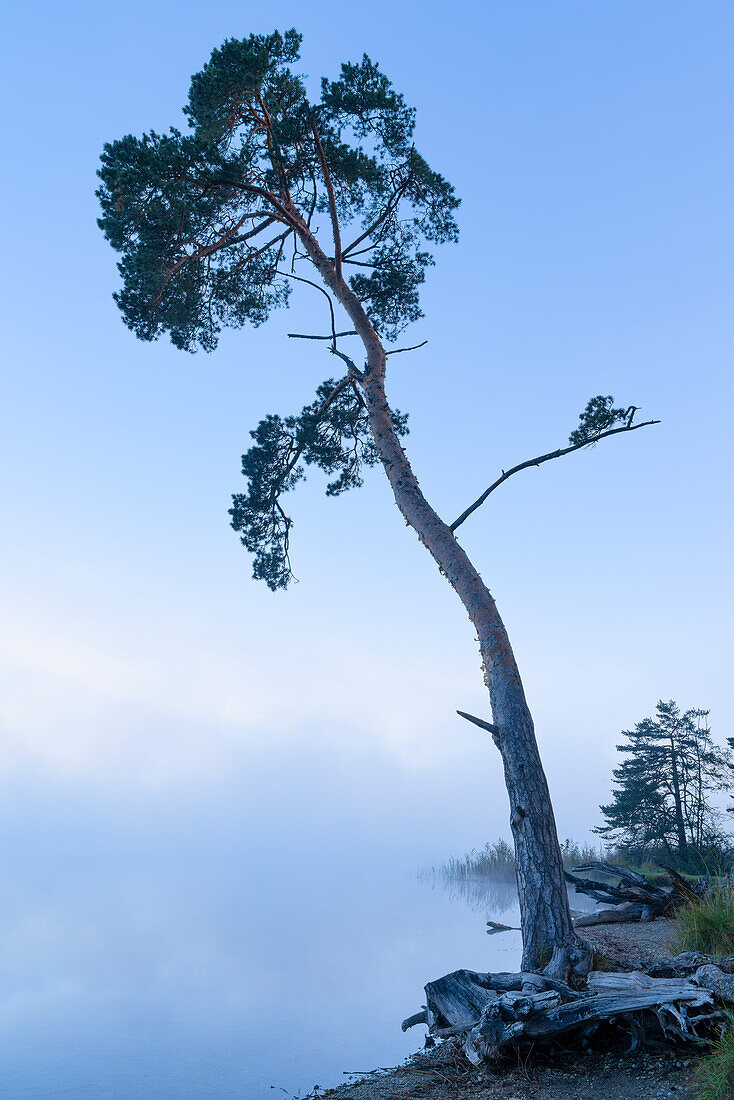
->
[579,916,676,965]
[316,920,701,1100]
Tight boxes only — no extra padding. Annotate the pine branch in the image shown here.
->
[309,111,343,281]
[450,419,661,532]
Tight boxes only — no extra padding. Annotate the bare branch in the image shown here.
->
[279,269,338,347]
[238,215,282,240]
[450,419,661,532]
[457,710,500,736]
[329,346,364,381]
[349,377,367,409]
[287,330,358,341]
[164,218,287,278]
[340,244,377,260]
[386,340,428,357]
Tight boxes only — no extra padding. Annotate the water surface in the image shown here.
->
[0,799,588,1099]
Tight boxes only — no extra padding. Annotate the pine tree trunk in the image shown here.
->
[357,359,582,973]
[293,210,586,975]
[669,743,688,856]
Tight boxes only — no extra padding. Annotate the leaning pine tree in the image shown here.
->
[97,30,660,976]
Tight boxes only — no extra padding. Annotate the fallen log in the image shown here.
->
[566,861,701,925]
[644,953,734,978]
[574,902,648,926]
[694,965,734,1003]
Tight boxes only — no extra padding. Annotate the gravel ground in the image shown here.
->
[319,1043,694,1100]
[579,917,676,965]
[314,921,703,1100]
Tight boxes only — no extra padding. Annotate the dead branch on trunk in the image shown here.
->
[287,329,357,340]
[456,710,500,737]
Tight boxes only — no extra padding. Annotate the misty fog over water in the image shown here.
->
[0,786,592,1100]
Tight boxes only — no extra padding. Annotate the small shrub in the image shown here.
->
[691,1013,734,1100]
[673,883,734,956]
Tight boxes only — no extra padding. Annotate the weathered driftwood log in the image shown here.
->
[694,965,734,1003]
[566,862,701,925]
[466,972,715,1062]
[574,902,648,927]
[402,965,732,1062]
[644,953,734,978]
[401,970,580,1034]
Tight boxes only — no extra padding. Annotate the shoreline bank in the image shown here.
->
[318,921,698,1100]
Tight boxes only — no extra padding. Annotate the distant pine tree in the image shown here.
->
[597,700,732,856]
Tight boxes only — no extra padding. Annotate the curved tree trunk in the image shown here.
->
[357,362,582,973]
[293,208,585,974]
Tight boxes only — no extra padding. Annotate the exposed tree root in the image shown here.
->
[402,961,734,1063]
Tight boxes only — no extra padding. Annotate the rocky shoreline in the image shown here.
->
[318,921,700,1100]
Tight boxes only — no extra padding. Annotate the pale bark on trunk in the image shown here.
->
[292,207,585,974]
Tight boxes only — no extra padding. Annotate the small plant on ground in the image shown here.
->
[673,883,734,956]
[590,950,617,972]
[691,1013,734,1100]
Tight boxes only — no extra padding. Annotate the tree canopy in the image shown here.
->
[97,29,458,588]
[97,28,459,353]
[97,30,657,592]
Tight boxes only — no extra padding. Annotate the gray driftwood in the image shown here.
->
[644,953,734,978]
[566,862,702,925]
[402,964,733,1062]
[574,902,648,927]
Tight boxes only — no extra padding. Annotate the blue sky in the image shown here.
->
[1,1,733,859]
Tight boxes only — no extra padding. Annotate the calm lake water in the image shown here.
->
[0,799,592,1100]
